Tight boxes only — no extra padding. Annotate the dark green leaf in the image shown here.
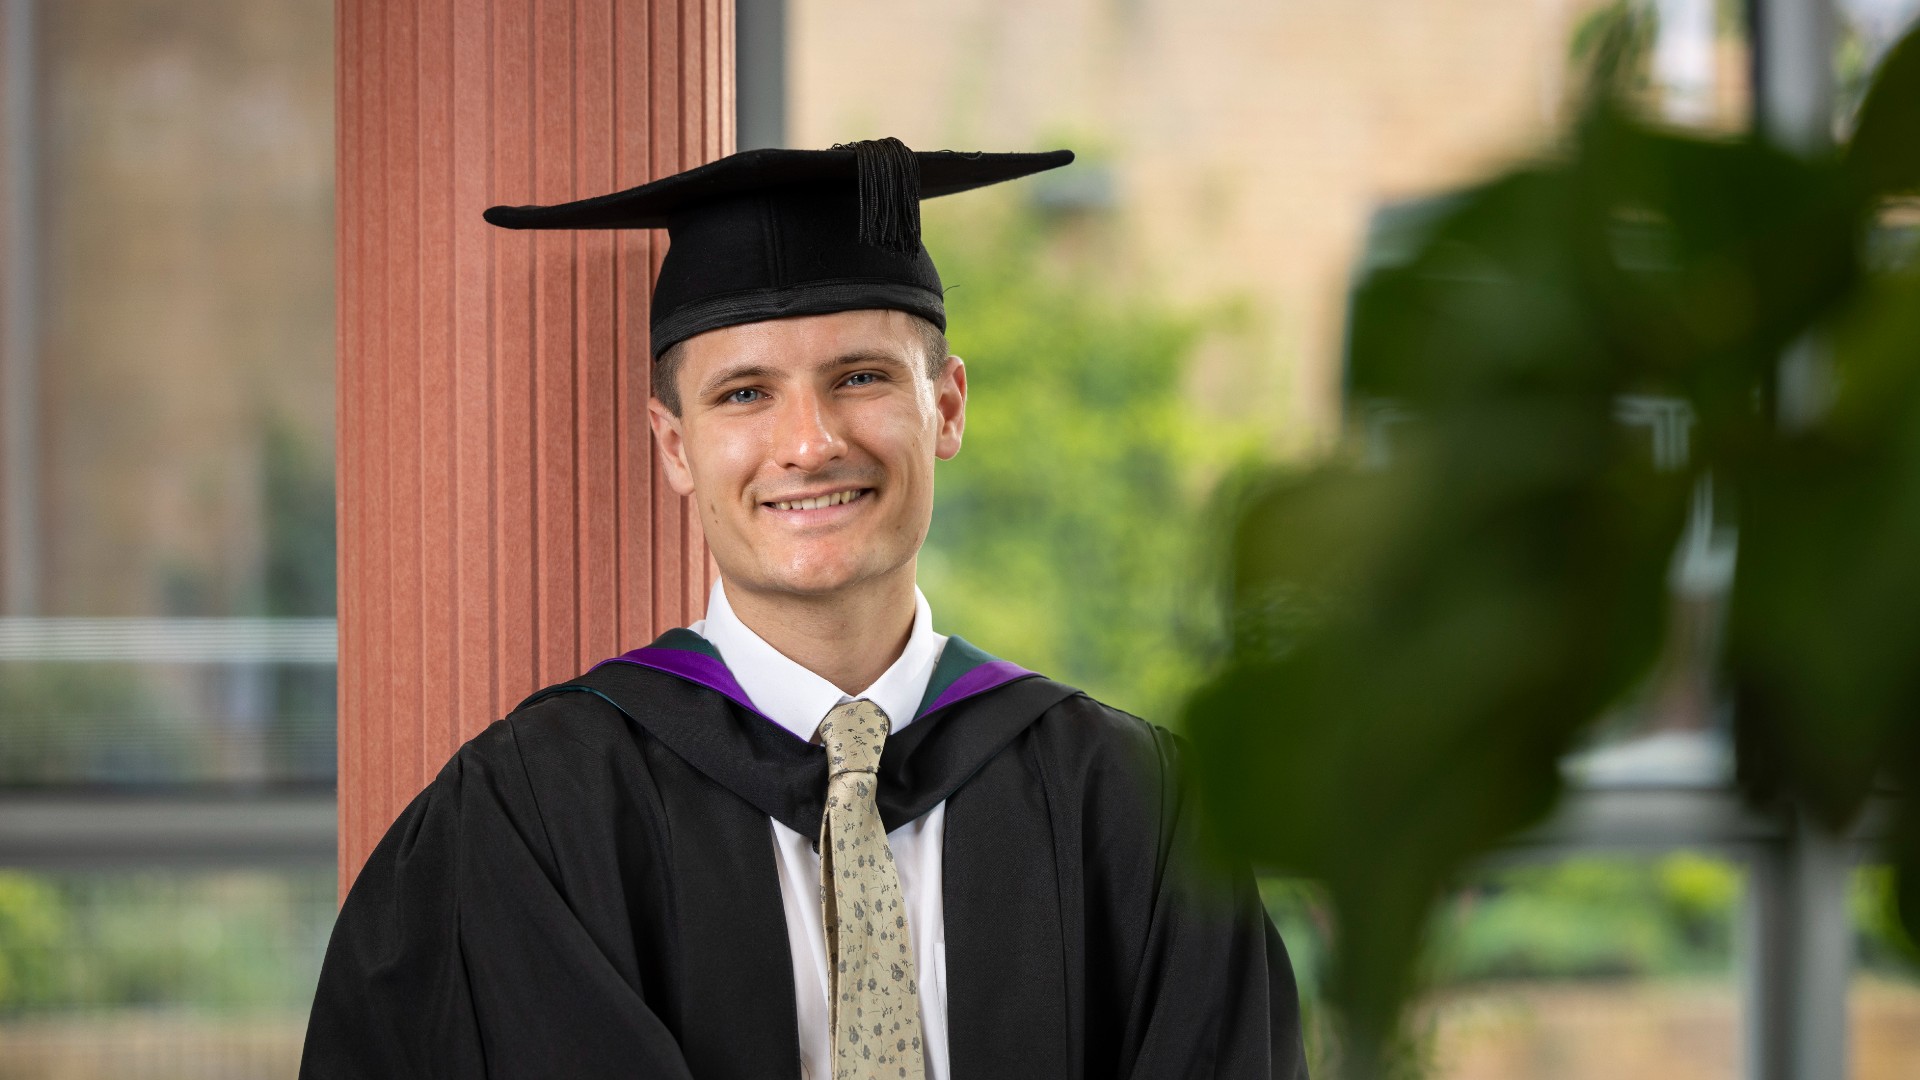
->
[1848,24,1920,199]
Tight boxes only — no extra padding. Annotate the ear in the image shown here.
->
[647,397,698,496]
[934,354,967,460]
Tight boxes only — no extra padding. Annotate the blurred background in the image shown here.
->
[0,0,1916,1077]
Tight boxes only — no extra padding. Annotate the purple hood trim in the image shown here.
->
[594,647,767,722]
[595,642,1035,733]
[919,659,1034,718]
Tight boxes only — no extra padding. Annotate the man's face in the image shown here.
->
[648,309,966,602]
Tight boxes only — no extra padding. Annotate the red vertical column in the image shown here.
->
[335,0,730,891]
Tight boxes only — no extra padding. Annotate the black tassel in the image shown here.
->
[834,137,921,255]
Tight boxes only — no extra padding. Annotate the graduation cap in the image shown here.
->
[483,138,1074,358]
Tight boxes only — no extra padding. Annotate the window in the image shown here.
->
[0,1,335,1069]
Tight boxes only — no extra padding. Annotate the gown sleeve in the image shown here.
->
[1111,725,1311,1080]
[298,720,697,1080]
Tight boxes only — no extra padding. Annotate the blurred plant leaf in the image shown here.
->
[1574,115,1861,449]
[1898,813,1920,967]
[1193,129,1695,1059]
[1567,1,1656,108]
[1727,270,1920,830]
[1847,23,1920,200]
[1184,41,1919,1078]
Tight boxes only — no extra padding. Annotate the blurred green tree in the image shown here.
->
[921,205,1263,722]
[1438,855,1741,983]
[0,872,67,1009]
[0,871,331,1015]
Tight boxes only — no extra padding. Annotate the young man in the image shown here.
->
[300,140,1308,1080]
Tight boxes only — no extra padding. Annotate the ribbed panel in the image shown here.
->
[336,0,731,892]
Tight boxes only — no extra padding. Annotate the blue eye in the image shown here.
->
[724,387,763,404]
[845,371,879,386]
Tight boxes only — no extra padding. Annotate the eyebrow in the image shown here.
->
[695,349,913,401]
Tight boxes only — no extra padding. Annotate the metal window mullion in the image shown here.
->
[1751,0,1837,154]
[1743,814,1856,1080]
[1,0,41,617]
[736,0,786,151]
[0,792,338,868]
[1745,1,1849,1078]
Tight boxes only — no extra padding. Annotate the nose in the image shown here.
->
[771,384,847,473]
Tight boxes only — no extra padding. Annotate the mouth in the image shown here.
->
[761,487,873,514]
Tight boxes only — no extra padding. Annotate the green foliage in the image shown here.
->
[1438,855,1740,983]
[0,871,333,1015]
[0,873,68,1008]
[1185,21,1920,1077]
[1262,875,1333,1067]
[263,414,339,779]
[920,206,1261,721]
[1568,1,1656,95]
[1853,866,1920,974]
[261,412,336,620]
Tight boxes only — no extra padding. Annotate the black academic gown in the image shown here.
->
[299,631,1308,1079]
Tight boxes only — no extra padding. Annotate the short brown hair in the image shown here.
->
[651,313,949,415]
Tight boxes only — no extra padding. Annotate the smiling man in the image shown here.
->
[300,140,1307,1080]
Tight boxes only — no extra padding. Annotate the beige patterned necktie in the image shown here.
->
[818,700,926,1080]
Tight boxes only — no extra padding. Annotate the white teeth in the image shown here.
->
[771,489,862,511]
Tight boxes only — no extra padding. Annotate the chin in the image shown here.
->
[762,566,867,597]
[755,549,896,598]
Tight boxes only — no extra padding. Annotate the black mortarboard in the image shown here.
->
[483,138,1073,357]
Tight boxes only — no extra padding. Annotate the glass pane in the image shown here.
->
[1639,0,1753,131]
[0,660,335,787]
[1851,866,1920,1079]
[0,868,333,1078]
[0,0,336,1072]
[1425,853,1743,1080]
[0,0,336,789]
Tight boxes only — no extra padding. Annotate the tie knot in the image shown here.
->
[819,699,889,776]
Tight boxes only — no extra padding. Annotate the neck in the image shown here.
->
[722,565,919,696]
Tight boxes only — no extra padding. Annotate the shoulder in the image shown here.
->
[1022,685,1183,810]
[1030,686,1177,761]
[506,680,641,753]
[1009,685,1207,896]
[939,634,1178,775]
[436,677,648,792]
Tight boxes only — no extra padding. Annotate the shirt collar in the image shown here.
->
[688,579,948,743]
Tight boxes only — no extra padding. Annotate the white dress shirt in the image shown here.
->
[688,579,951,1080]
